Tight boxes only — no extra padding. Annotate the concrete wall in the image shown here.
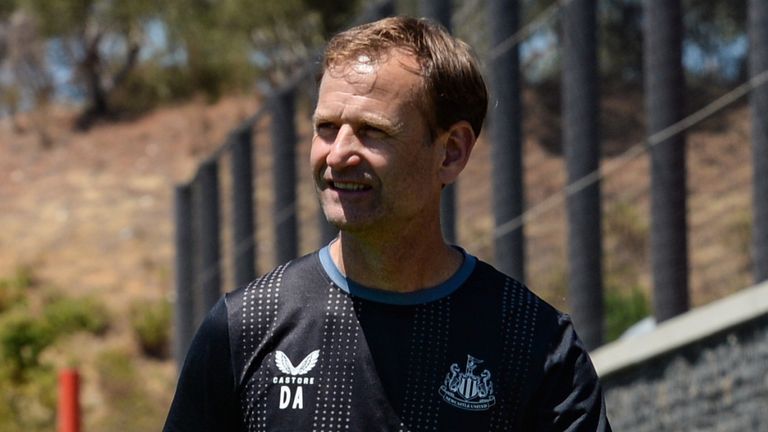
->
[591,281,768,431]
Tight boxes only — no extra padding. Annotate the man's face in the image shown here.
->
[310,51,446,236]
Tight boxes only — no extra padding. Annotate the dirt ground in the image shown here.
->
[0,96,258,428]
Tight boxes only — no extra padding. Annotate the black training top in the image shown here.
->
[164,247,612,431]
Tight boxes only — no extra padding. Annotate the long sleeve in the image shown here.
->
[163,297,244,432]
[531,315,612,432]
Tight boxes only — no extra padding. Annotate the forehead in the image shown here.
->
[316,52,424,115]
[325,47,422,78]
[323,50,422,91]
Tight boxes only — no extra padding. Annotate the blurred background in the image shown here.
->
[0,0,765,430]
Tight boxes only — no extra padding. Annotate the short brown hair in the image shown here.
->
[321,16,488,138]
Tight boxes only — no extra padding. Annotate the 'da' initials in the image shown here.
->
[279,385,304,409]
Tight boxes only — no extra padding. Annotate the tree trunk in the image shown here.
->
[75,34,109,129]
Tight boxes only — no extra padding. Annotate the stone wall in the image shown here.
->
[591,282,768,432]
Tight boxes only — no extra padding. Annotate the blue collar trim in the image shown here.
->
[318,244,476,305]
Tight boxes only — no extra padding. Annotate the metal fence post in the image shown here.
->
[271,87,298,263]
[419,0,451,28]
[750,0,768,284]
[562,0,603,349]
[192,159,221,324]
[488,0,525,282]
[644,0,689,322]
[358,0,396,24]
[230,125,257,286]
[420,0,456,243]
[173,183,195,366]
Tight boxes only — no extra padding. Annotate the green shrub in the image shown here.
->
[0,294,109,382]
[0,363,56,432]
[130,299,171,359]
[0,266,34,312]
[0,321,56,430]
[0,268,113,431]
[0,311,55,381]
[43,296,110,337]
[604,285,650,342]
[0,279,21,313]
[110,64,198,117]
[726,210,752,274]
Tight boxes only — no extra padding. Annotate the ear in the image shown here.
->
[437,120,476,185]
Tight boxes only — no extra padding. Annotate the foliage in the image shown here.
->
[599,0,644,81]
[160,0,358,94]
[130,298,171,359]
[0,265,33,312]
[684,0,746,50]
[725,210,753,284]
[0,362,56,432]
[602,199,651,342]
[104,63,197,117]
[93,349,167,431]
[0,268,111,431]
[521,0,747,83]
[0,293,109,380]
[603,283,650,342]
[0,0,18,19]
[0,0,753,123]
[0,9,53,127]
[0,310,55,381]
[1,0,359,124]
[603,202,648,286]
[43,295,110,337]
[13,0,159,128]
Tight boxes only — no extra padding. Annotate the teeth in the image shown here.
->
[333,182,367,191]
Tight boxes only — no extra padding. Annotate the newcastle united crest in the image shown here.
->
[439,355,496,411]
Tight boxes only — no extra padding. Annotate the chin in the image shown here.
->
[323,212,376,233]
[325,217,366,232]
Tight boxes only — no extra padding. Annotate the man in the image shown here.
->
[164,16,611,431]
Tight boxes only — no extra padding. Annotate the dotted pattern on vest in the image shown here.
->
[311,284,358,431]
[399,298,451,431]
[489,278,539,431]
[240,263,288,432]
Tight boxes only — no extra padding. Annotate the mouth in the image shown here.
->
[329,181,372,192]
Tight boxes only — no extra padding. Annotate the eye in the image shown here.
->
[314,122,339,139]
[359,125,388,139]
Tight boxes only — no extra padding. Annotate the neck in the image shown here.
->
[329,227,463,293]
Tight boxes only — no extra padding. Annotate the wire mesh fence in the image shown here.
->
[174,0,766,358]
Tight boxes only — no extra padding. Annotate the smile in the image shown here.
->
[332,182,371,192]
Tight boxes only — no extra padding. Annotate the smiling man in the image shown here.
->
[164,16,611,431]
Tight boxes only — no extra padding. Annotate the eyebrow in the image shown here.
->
[312,111,404,135]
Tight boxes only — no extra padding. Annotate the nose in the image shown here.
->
[326,125,362,169]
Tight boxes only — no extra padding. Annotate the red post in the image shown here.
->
[58,368,80,432]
